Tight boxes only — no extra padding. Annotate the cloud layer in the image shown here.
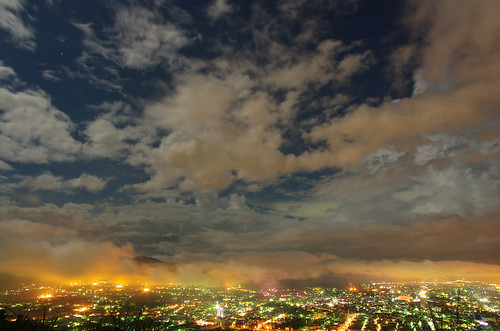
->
[0,0,498,287]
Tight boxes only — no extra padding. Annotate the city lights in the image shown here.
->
[1,280,498,330]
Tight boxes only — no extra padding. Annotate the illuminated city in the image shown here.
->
[1,281,499,330]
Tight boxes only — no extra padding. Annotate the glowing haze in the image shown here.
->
[0,0,499,288]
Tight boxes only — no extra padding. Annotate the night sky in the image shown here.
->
[0,0,499,288]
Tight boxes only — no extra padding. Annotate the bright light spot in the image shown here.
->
[75,306,90,313]
[143,287,150,292]
[419,290,427,298]
[39,294,53,299]
[196,319,214,326]
[115,284,123,289]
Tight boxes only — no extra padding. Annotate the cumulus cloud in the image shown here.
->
[0,0,35,50]
[138,74,291,191]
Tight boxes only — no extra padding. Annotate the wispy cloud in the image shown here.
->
[0,0,35,50]
[75,3,195,70]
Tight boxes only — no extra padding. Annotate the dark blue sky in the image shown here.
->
[0,0,499,286]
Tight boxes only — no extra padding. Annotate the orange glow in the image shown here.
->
[75,306,90,313]
[38,294,53,299]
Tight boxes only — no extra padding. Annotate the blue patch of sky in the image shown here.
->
[278,128,328,156]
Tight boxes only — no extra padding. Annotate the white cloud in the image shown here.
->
[83,118,129,158]
[67,173,108,192]
[0,61,18,80]
[0,0,35,50]
[0,87,81,163]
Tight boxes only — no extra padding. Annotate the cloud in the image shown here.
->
[406,0,500,91]
[1,0,499,288]
[397,164,500,218]
[1,214,499,287]
[0,87,81,163]
[0,160,13,171]
[0,219,145,284]
[133,39,374,192]
[271,200,337,219]
[83,117,130,158]
[71,2,377,194]
[41,69,62,81]
[414,132,500,165]
[138,74,292,191]
[0,61,18,81]
[362,146,406,174]
[207,0,233,20]
[0,0,35,50]
[16,172,108,193]
[82,101,160,163]
[128,0,498,196]
[307,0,500,170]
[76,4,194,70]
[387,44,418,95]
[263,40,367,89]
[1,190,499,287]
[113,6,192,69]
